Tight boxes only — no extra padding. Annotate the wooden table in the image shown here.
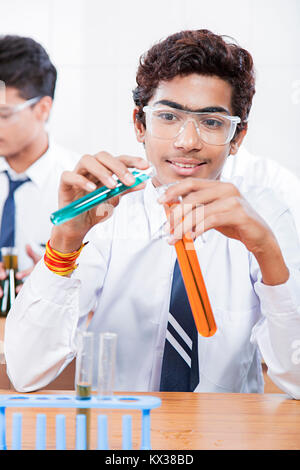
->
[0,390,299,450]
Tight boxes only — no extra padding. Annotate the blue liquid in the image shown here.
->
[50,169,153,226]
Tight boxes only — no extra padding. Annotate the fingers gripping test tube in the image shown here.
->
[50,166,156,226]
[163,194,217,338]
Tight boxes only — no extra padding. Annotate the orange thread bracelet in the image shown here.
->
[44,240,87,276]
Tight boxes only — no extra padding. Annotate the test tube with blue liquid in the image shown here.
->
[50,166,156,226]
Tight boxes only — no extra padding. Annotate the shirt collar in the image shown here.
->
[23,144,53,189]
[0,158,28,181]
[0,140,53,189]
[0,157,10,173]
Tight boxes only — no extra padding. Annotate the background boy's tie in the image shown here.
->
[0,171,30,259]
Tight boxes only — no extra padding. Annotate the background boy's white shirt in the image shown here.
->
[4,177,300,397]
[0,141,80,270]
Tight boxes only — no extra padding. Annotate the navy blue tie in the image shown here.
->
[0,171,30,256]
[160,259,199,391]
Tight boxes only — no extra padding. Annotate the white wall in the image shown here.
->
[0,0,299,176]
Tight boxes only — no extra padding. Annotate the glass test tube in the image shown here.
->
[161,189,217,338]
[75,331,93,449]
[97,332,117,399]
[174,235,217,337]
[50,166,156,226]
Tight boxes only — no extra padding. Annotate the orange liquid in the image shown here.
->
[165,203,217,337]
[174,235,217,337]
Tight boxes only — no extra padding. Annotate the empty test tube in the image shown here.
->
[97,332,117,399]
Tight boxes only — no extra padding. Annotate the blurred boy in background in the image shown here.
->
[0,35,79,295]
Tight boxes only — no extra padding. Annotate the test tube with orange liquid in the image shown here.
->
[165,202,217,338]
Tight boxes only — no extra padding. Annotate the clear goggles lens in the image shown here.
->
[0,97,40,127]
[143,106,241,146]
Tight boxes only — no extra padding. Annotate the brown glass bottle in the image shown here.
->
[0,248,19,317]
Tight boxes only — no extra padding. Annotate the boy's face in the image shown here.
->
[0,87,50,158]
[134,74,246,186]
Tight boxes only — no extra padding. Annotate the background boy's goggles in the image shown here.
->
[143,105,241,145]
[0,96,41,126]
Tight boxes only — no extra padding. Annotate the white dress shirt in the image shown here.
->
[0,141,80,270]
[4,175,300,397]
[222,146,300,238]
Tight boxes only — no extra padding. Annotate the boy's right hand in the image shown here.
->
[50,152,150,253]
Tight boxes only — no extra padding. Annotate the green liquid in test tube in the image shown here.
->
[76,331,94,450]
[50,166,156,226]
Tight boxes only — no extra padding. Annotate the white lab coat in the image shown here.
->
[223,146,300,238]
[4,175,300,397]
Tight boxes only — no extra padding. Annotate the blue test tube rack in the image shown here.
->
[0,394,161,450]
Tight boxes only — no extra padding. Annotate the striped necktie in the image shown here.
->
[0,171,30,257]
[160,259,199,391]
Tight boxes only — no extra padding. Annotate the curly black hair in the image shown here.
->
[133,29,255,135]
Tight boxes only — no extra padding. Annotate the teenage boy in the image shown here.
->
[5,30,300,398]
[0,35,79,290]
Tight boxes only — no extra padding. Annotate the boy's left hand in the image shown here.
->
[158,178,277,256]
